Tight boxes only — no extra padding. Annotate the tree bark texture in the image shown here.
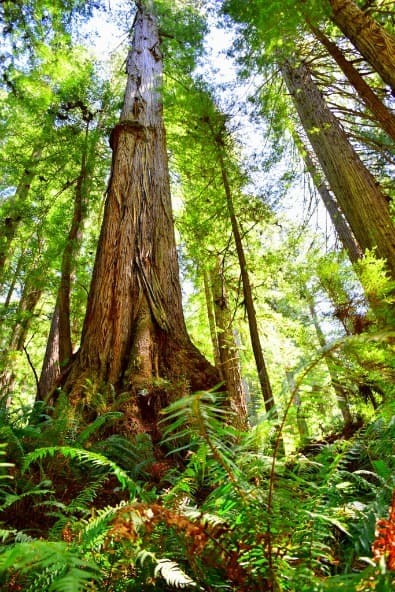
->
[309,22,395,142]
[328,0,395,93]
[282,60,395,279]
[64,2,218,432]
[209,259,248,430]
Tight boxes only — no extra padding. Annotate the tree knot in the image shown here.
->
[109,120,147,150]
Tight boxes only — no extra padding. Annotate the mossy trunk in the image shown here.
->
[62,1,218,437]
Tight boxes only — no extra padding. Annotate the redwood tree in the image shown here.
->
[63,0,218,433]
[328,0,395,93]
[281,59,395,280]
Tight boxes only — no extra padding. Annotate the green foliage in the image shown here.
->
[23,445,139,496]
[222,0,329,62]
[0,386,394,590]
[0,540,102,591]
[1,1,395,591]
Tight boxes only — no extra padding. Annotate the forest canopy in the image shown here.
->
[0,0,394,590]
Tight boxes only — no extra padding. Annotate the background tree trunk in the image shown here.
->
[306,291,353,426]
[328,0,395,93]
[38,121,92,400]
[217,150,276,414]
[0,281,42,406]
[282,59,395,279]
[298,140,362,264]
[210,258,248,430]
[0,147,42,284]
[308,21,395,142]
[38,302,60,402]
[203,267,222,370]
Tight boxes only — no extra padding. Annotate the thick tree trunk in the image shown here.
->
[328,0,395,93]
[63,1,218,434]
[309,22,395,142]
[209,259,248,430]
[282,59,395,279]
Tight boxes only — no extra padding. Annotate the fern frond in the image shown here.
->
[22,446,139,496]
[80,501,129,549]
[161,390,246,498]
[0,540,101,591]
[0,479,54,511]
[154,558,197,588]
[93,433,155,479]
[0,528,17,543]
[48,566,100,592]
[137,550,198,588]
[76,412,123,446]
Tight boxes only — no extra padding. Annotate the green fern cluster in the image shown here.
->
[0,390,394,591]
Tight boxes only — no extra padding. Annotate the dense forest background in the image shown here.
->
[0,0,394,590]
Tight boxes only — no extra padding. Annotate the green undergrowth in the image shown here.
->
[0,392,394,591]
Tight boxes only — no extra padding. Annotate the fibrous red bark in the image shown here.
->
[62,1,219,435]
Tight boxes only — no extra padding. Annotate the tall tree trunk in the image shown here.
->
[57,123,91,368]
[0,147,42,284]
[297,138,362,263]
[285,370,309,444]
[306,291,353,426]
[38,121,93,401]
[308,21,395,142]
[282,59,395,279]
[216,150,275,414]
[37,302,60,402]
[0,282,42,406]
[203,267,221,370]
[63,1,219,435]
[328,0,395,93]
[209,258,248,430]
